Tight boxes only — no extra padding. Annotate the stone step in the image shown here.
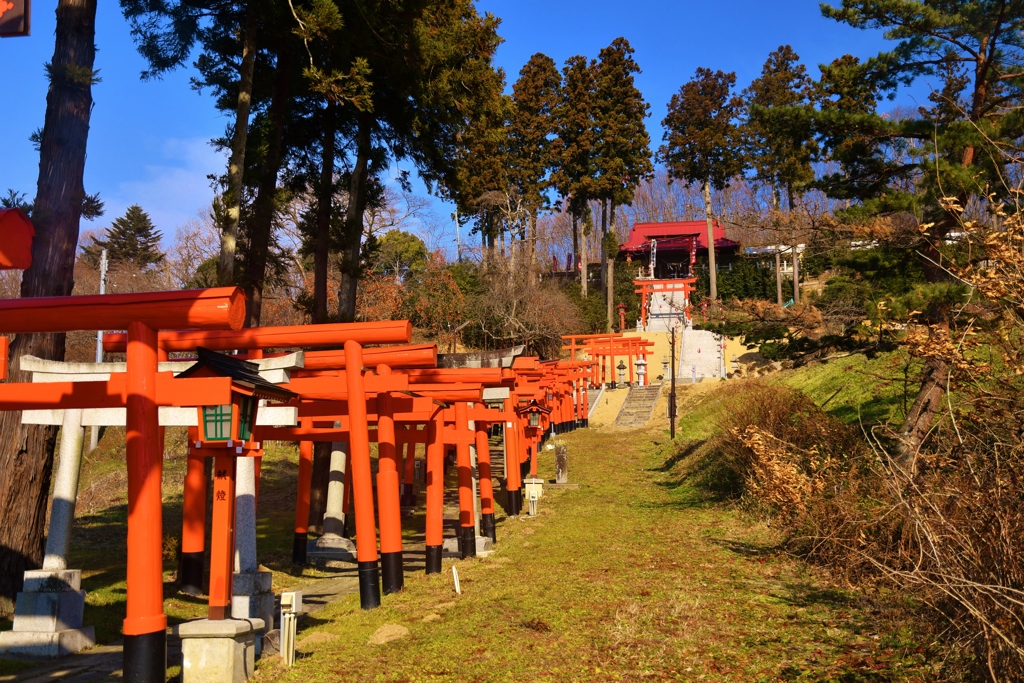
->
[614,385,664,427]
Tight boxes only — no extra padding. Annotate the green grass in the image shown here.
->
[773,352,918,426]
[38,433,346,649]
[251,427,943,682]
[3,397,945,681]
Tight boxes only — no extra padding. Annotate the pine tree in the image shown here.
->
[657,67,745,301]
[814,1,1024,467]
[742,45,816,303]
[592,37,653,330]
[509,53,561,264]
[552,54,599,297]
[451,91,513,258]
[83,204,164,268]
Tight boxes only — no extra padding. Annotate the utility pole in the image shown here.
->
[669,323,677,439]
[89,248,108,451]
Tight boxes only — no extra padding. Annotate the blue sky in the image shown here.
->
[1,0,935,250]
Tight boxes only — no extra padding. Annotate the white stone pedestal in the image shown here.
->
[231,572,274,658]
[174,618,264,683]
[307,534,357,564]
[0,569,95,658]
[441,536,494,558]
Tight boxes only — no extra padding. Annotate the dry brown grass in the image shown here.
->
[699,376,1024,680]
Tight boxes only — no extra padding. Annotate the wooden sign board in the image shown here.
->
[0,0,29,37]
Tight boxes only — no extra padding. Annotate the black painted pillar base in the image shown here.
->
[357,560,381,610]
[380,551,404,595]
[400,488,416,507]
[425,545,442,575]
[520,460,530,482]
[178,551,203,596]
[507,489,522,516]
[342,512,353,539]
[481,513,496,543]
[460,526,476,559]
[123,630,166,683]
[292,532,307,565]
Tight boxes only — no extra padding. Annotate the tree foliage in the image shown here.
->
[508,53,561,220]
[592,38,653,211]
[658,67,745,192]
[742,45,816,202]
[552,55,599,220]
[82,204,164,268]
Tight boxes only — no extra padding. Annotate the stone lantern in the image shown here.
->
[635,357,647,385]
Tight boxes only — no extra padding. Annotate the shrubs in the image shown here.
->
[684,379,1024,680]
[708,382,862,517]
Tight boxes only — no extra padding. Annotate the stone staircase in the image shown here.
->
[614,384,663,427]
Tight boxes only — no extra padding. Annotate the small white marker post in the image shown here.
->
[452,566,461,595]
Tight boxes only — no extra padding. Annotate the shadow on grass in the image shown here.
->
[710,537,786,559]
[649,440,705,473]
[295,614,335,630]
[827,396,903,426]
[772,582,860,609]
[654,451,742,503]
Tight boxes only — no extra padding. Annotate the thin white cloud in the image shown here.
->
[102,137,225,243]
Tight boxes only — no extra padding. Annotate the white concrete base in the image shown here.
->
[0,626,95,658]
[231,572,274,659]
[0,569,95,659]
[173,618,264,683]
[441,536,494,558]
[12,590,86,633]
[307,535,356,562]
[475,536,494,558]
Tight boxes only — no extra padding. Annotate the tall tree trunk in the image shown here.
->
[337,113,372,323]
[788,185,799,305]
[218,5,257,287]
[243,46,293,327]
[703,179,717,301]
[775,249,783,306]
[772,186,782,306]
[528,211,537,286]
[606,202,616,333]
[0,0,97,603]
[580,220,588,298]
[307,105,339,524]
[571,211,579,278]
[895,321,950,473]
[599,200,608,300]
[313,104,336,324]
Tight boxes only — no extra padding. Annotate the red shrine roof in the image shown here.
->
[619,220,739,254]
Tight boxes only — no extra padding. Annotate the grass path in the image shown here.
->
[254,424,936,683]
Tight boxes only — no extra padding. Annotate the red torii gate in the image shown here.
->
[563,334,653,388]
[634,278,696,330]
[105,325,416,611]
[0,287,246,681]
[261,377,511,581]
